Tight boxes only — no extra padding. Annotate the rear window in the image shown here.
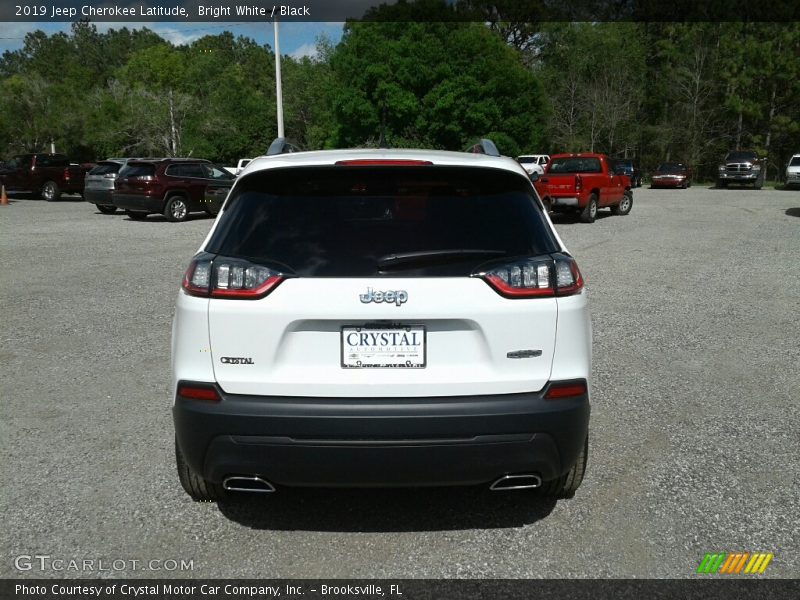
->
[548,157,602,174]
[89,162,122,175]
[206,166,558,277]
[120,164,156,178]
[657,163,688,173]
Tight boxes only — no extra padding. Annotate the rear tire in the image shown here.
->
[96,205,117,214]
[540,435,588,498]
[42,181,61,202]
[176,438,226,502]
[579,193,598,223]
[164,196,189,222]
[611,191,633,216]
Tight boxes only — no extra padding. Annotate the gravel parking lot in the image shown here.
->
[1,186,798,579]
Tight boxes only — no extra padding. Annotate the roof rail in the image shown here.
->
[466,138,500,157]
[267,137,303,156]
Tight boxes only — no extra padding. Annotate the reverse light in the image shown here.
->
[544,380,587,400]
[182,255,285,299]
[478,256,584,298]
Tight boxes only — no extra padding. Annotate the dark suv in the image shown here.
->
[112,159,235,222]
[611,159,642,187]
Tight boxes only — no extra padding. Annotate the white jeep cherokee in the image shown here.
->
[172,140,591,501]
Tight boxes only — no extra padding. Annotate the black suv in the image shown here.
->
[612,159,642,188]
[112,158,235,222]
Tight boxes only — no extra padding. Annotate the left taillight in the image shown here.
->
[476,254,584,298]
[182,254,285,299]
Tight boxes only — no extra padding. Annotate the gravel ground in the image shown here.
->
[1,186,798,579]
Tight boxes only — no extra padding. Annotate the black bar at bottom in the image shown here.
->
[2,579,799,600]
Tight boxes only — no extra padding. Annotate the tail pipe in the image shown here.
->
[489,474,542,491]
[222,475,276,493]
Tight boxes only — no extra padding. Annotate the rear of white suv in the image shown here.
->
[172,147,591,501]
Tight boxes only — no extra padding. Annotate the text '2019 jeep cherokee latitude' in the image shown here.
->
[172,143,591,501]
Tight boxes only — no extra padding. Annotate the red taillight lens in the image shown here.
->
[544,380,587,400]
[64,168,71,182]
[181,255,285,300]
[334,159,433,166]
[177,383,221,402]
[575,174,582,192]
[478,256,584,298]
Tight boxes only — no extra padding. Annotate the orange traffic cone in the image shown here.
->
[0,183,8,205]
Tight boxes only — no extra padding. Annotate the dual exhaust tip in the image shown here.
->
[222,473,542,493]
[222,475,275,493]
[489,474,542,491]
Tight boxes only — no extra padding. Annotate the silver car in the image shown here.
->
[84,158,131,214]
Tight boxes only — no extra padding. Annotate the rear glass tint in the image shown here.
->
[121,164,156,178]
[549,157,602,174]
[89,162,122,175]
[206,166,557,277]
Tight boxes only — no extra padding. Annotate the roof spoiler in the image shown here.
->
[466,138,500,157]
[267,137,303,156]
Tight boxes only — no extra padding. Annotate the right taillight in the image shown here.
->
[575,174,583,192]
[477,255,584,298]
[182,254,285,299]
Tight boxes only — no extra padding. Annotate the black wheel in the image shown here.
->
[611,191,633,215]
[164,196,189,222]
[717,180,727,189]
[42,181,61,201]
[579,193,598,223]
[125,210,148,220]
[96,204,117,214]
[539,434,588,498]
[176,438,226,502]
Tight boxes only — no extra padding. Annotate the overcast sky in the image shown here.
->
[0,21,344,59]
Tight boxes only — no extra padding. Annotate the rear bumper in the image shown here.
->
[112,193,162,212]
[84,188,113,205]
[173,383,590,488]
[548,196,580,208]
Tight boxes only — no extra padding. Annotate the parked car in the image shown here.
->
[650,162,693,189]
[611,158,642,187]
[717,150,765,189]
[84,158,136,214]
[112,158,235,222]
[533,153,633,223]
[785,154,800,189]
[0,153,92,200]
[172,139,591,501]
[517,154,550,176]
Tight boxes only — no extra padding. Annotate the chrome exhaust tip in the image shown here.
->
[222,475,276,493]
[489,474,542,491]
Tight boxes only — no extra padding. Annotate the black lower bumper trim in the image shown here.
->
[173,385,590,488]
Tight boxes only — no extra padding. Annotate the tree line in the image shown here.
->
[1,16,798,181]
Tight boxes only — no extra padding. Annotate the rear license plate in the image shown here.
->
[341,326,426,368]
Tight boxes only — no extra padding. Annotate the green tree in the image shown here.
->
[328,20,546,155]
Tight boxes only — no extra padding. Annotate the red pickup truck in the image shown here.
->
[0,153,92,201]
[533,153,633,223]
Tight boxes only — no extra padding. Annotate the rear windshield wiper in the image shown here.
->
[377,249,507,270]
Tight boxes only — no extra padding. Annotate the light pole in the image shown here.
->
[273,19,285,138]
